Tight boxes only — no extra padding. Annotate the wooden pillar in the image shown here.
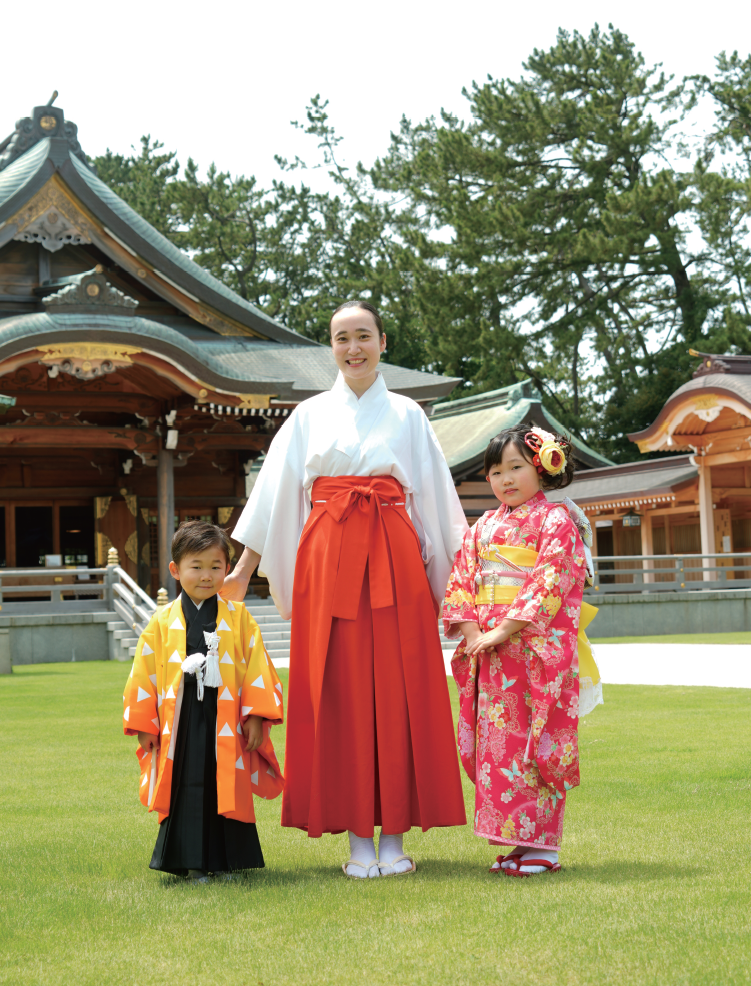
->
[157,450,175,599]
[698,460,716,579]
[641,511,654,583]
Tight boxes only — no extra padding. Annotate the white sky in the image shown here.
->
[1,0,745,190]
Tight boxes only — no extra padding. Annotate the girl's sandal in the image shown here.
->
[504,858,561,878]
[490,851,525,874]
[378,854,417,877]
[341,858,380,879]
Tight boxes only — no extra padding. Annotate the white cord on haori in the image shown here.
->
[181,630,223,701]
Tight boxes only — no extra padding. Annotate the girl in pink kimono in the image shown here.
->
[444,424,598,877]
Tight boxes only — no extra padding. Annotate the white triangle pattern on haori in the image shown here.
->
[226,600,235,611]
[250,771,259,786]
[249,635,255,650]
[142,642,154,656]
[124,706,130,721]
[267,765,275,778]
[241,706,253,715]
[141,773,148,787]
[149,674,157,685]
[170,617,184,630]
[235,756,244,770]
[166,685,175,699]
[151,717,160,729]
[162,721,170,735]
[217,618,231,631]
[218,686,233,701]
[236,721,243,735]
[218,722,234,737]
[274,693,281,706]
[168,651,181,663]
[220,651,233,664]
[137,686,150,702]
[275,682,283,692]
[250,675,264,689]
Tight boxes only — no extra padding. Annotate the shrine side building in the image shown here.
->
[0,100,458,597]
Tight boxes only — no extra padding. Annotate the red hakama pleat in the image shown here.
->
[281,475,466,837]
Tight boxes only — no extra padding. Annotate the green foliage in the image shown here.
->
[92,28,751,462]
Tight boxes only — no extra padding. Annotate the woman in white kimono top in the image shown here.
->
[226,300,468,878]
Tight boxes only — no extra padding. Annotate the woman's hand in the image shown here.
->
[137,731,159,753]
[220,547,260,601]
[243,715,264,753]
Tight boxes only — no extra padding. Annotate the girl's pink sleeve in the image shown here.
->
[506,507,585,633]
[443,521,480,639]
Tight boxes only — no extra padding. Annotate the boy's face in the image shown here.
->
[168,547,230,603]
[487,442,542,509]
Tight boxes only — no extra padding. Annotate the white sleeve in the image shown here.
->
[232,412,306,620]
[409,414,469,603]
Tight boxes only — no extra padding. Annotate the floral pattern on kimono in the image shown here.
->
[444,490,586,850]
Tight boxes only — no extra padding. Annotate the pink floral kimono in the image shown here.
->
[444,490,587,851]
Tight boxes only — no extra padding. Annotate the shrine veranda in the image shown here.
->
[1,661,749,986]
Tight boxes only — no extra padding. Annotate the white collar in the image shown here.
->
[332,369,387,405]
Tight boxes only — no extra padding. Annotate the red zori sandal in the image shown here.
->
[504,858,561,878]
[489,851,525,874]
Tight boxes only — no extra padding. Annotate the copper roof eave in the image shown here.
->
[628,382,751,445]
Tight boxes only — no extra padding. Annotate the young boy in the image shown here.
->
[123,521,284,881]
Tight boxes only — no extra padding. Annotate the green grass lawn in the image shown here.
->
[591,631,751,644]
[1,663,749,986]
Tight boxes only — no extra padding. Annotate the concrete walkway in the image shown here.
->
[439,642,751,688]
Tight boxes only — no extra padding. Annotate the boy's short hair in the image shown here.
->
[484,423,576,491]
[171,521,232,566]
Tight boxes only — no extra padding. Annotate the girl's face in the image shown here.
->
[487,442,542,508]
[330,307,386,394]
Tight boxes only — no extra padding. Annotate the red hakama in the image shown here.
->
[281,475,466,837]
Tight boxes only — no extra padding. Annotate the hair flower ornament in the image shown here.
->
[524,428,568,476]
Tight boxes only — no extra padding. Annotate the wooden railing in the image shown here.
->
[587,553,751,594]
[0,567,109,603]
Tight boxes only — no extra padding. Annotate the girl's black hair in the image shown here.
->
[330,299,385,338]
[483,424,576,491]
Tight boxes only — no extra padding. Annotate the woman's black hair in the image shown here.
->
[483,423,576,491]
[329,299,385,338]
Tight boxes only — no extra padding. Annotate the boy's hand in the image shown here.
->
[242,715,264,752]
[137,731,160,753]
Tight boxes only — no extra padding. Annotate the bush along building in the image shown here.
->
[0,98,458,598]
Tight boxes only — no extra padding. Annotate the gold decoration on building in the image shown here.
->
[37,343,141,364]
[217,507,234,525]
[196,308,257,338]
[124,531,138,564]
[236,394,275,410]
[141,542,151,565]
[6,181,94,253]
[122,493,137,517]
[94,496,112,520]
[141,508,151,525]
[97,535,113,566]
[692,394,719,411]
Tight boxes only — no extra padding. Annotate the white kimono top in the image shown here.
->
[233,371,469,619]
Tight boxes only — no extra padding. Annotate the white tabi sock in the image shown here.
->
[346,832,379,878]
[378,832,412,874]
[519,848,559,874]
[490,846,522,871]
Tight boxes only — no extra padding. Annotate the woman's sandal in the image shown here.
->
[489,851,525,874]
[504,858,561,878]
[378,854,417,877]
[341,858,380,879]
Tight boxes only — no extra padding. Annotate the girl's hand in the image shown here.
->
[465,627,507,657]
[242,715,264,753]
[137,731,159,753]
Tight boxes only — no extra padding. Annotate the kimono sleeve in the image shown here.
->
[506,505,585,633]
[232,411,306,620]
[123,614,159,737]
[239,607,284,727]
[410,413,469,604]
[443,520,481,639]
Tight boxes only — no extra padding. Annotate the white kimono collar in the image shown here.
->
[331,369,387,405]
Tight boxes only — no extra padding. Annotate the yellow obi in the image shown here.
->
[474,544,600,687]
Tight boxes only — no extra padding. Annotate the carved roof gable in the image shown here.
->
[42,267,139,316]
[0,96,91,174]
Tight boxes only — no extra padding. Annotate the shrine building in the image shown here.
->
[0,98,457,597]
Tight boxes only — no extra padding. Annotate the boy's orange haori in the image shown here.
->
[123,596,284,823]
